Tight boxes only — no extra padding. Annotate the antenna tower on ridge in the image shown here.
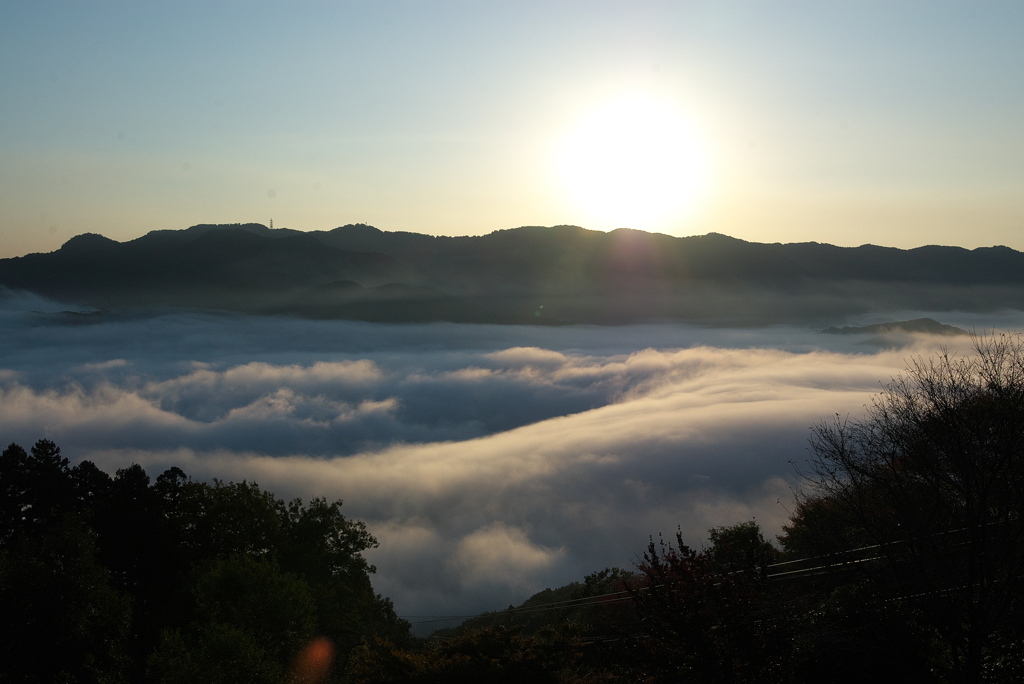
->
[270,218,273,229]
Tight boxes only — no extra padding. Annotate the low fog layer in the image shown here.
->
[2,290,1021,630]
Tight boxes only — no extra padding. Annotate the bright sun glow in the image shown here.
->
[556,95,709,231]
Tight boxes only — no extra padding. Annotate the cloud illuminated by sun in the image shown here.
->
[555,94,710,232]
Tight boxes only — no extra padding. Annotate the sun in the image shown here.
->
[555,94,709,231]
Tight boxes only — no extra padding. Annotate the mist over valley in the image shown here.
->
[3,231,1022,627]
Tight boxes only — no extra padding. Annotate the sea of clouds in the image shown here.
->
[3,288,1021,630]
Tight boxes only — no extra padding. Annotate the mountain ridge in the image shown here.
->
[3,224,1022,325]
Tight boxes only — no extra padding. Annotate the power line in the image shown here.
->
[403,524,1017,625]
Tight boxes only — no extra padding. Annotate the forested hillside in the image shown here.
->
[0,441,409,683]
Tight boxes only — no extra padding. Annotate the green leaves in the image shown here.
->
[0,439,410,682]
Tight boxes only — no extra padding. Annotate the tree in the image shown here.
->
[347,627,582,684]
[157,477,409,674]
[0,515,133,683]
[629,523,792,683]
[803,333,1024,683]
[0,440,76,546]
[0,441,411,680]
[147,555,317,684]
[174,479,287,564]
[706,520,779,577]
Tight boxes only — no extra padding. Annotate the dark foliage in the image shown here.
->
[800,333,1024,683]
[0,440,409,683]
[347,627,589,684]
[0,515,133,683]
[625,524,793,684]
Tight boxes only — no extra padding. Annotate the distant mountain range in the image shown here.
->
[2,223,1022,325]
[824,318,968,336]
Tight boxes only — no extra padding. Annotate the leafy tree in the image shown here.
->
[0,515,133,683]
[706,520,779,576]
[195,555,317,661]
[281,496,377,582]
[802,333,1024,683]
[0,440,409,682]
[777,492,868,560]
[94,464,167,589]
[167,480,408,665]
[146,622,283,684]
[71,459,114,511]
[0,442,31,546]
[0,440,76,545]
[787,582,938,684]
[629,523,793,684]
[147,555,317,684]
[348,627,583,684]
[174,479,286,564]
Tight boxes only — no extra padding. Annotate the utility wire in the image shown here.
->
[403,523,1016,624]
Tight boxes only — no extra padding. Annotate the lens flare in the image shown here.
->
[289,637,335,684]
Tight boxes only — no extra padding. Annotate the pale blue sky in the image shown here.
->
[2,1,1022,257]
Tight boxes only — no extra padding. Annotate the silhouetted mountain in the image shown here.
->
[824,318,968,336]
[316,225,1024,289]
[3,224,1024,325]
[0,226,393,311]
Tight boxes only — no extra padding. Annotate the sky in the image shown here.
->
[2,1,1023,258]
[4,289,1024,628]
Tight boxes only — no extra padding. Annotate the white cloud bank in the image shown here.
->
[1,295,1019,629]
